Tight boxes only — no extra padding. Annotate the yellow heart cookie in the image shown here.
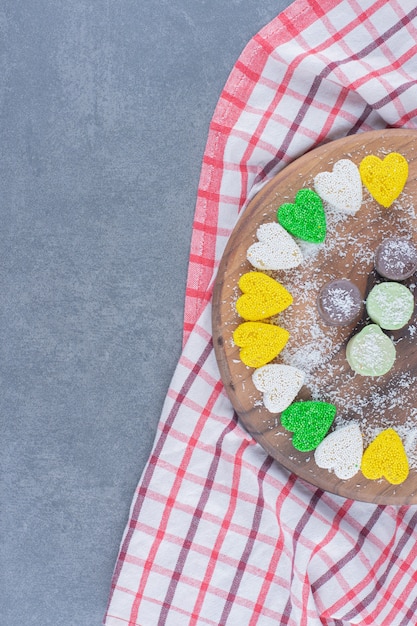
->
[236,272,293,321]
[233,321,290,368]
[361,428,409,485]
[359,152,408,208]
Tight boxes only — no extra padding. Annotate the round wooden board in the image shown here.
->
[212,129,417,505]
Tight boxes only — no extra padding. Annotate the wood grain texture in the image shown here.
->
[213,129,417,504]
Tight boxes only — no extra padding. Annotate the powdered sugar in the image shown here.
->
[232,153,417,478]
[271,183,417,469]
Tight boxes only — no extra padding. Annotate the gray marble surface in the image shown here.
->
[1,2,293,624]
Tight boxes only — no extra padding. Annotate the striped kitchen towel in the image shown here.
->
[105,1,417,624]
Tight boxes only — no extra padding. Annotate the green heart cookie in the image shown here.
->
[277,189,326,243]
[281,400,336,451]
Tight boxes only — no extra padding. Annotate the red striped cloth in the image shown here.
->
[105,1,417,624]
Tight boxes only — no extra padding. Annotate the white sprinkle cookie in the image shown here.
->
[314,423,363,479]
[247,222,303,270]
[314,159,362,215]
[252,363,305,413]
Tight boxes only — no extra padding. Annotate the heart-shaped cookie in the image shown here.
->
[361,428,409,484]
[314,423,363,479]
[236,272,293,321]
[233,321,290,368]
[359,152,408,208]
[277,189,326,243]
[280,400,336,452]
[252,364,305,413]
[314,159,362,215]
[247,222,303,270]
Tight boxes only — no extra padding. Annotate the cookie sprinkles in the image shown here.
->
[233,152,415,486]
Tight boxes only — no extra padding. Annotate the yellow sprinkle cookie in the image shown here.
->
[361,428,409,485]
[233,321,290,368]
[236,272,293,321]
[359,152,408,208]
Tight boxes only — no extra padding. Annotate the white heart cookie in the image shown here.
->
[314,423,363,479]
[252,364,305,413]
[314,159,362,215]
[247,222,303,270]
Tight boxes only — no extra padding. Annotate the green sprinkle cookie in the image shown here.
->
[280,400,336,452]
[277,189,326,243]
[366,281,414,330]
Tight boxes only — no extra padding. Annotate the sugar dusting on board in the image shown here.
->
[266,188,417,470]
[226,147,417,486]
